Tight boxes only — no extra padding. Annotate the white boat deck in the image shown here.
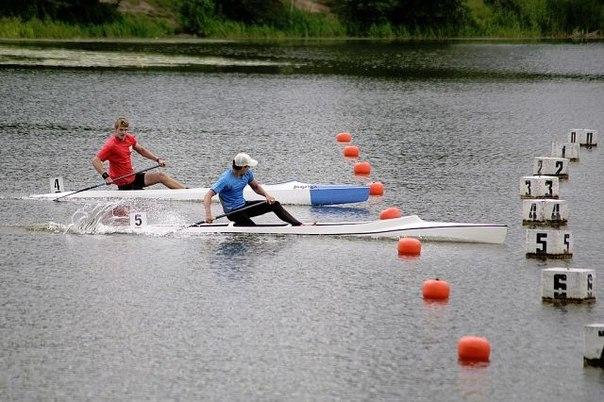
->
[125,215,508,244]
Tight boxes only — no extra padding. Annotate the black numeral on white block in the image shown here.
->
[526,229,573,259]
[536,232,548,254]
[551,203,560,220]
[553,274,567,299]
[569,128,598,148]
[529,202,538,220]
[545,200,568,226]
[545,180,553,196]
[532,157,569,179]
[522,199,568,227]
[583,324,604,368]
[129,212,147,229]
[541,268,595,303]
[520,176,559,199]
[49,177,64,193]
[551,142,580,161]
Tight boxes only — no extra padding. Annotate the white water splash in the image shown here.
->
[27,200,192,236]
[63,202,132,235]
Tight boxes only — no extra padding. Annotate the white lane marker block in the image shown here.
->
[522,199,568,226]
[525,229,573,259]
[569,129,598,147]
[520,176,559,199]
[541,268,595,302]
[584,324,604,368]
[533,157,569,179]
[551,142,579,161]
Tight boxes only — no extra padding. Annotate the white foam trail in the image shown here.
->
[28,200,190,236]
[63,201,131,234]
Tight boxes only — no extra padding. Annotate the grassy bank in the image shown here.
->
[0,15,174,39]
[0,13,344,40]
[197,9,346,39]
[0,0,601,40]
[0,16,552,40]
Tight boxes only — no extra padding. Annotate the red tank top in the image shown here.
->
[97,134,137,186]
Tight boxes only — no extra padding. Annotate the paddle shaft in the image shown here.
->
[190,200,268,227]
[53,164,161,202]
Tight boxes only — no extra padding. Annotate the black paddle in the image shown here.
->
[189,200,267,227]
[53,164,161,202]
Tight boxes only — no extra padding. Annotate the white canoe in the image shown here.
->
[127,215,507,244]
[28,180,370,206]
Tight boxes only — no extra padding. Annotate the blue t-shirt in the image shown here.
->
[211,168,255,212]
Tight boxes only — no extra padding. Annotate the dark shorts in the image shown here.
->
[118,172,146,190]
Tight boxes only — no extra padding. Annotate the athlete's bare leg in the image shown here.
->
[144,172,186,189]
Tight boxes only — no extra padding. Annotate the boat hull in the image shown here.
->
[128,215,508,244]
[28,181,370,206]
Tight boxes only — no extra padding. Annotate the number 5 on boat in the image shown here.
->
[129,212,147,230]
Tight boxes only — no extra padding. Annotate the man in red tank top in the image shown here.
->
[92,117,186,190]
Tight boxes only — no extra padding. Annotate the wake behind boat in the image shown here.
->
[124,215,508,244]
[28,180,370,206]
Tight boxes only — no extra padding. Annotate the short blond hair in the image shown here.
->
[114,117,129,129]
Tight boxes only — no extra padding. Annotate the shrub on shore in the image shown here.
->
[0,0,601,39]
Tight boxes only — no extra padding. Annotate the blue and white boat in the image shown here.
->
[29,180,370,206]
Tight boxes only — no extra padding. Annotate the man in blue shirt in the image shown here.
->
[203,153,302,226]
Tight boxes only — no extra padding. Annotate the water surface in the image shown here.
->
[1,39,603,400]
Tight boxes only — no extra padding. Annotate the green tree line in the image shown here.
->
[178,0,604,37]
[0,0,602,39]
[1,0,119,24]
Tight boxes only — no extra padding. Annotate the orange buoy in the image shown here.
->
[458,336,491,363]
[343,145,360,157]
[397,238,421,256]
[369,181,384,196]
[353,161,371,175]
[379,207,402,220]
[336,132,352,142]
[422,279,450,300]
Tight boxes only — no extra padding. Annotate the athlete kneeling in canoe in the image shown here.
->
[203,153,302,226]
[92,117,186,190]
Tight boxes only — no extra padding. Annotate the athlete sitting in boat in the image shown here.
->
[203,153,303,226]
[92,117,186,190]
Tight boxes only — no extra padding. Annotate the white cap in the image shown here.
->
[233,152,258,167]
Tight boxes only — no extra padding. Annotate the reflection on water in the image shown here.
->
[0,44,297,70]
[1,39,603,79]
[309,205,372,219]
[457,364,492,399]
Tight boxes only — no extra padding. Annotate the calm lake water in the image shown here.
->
[1,39,603,400]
